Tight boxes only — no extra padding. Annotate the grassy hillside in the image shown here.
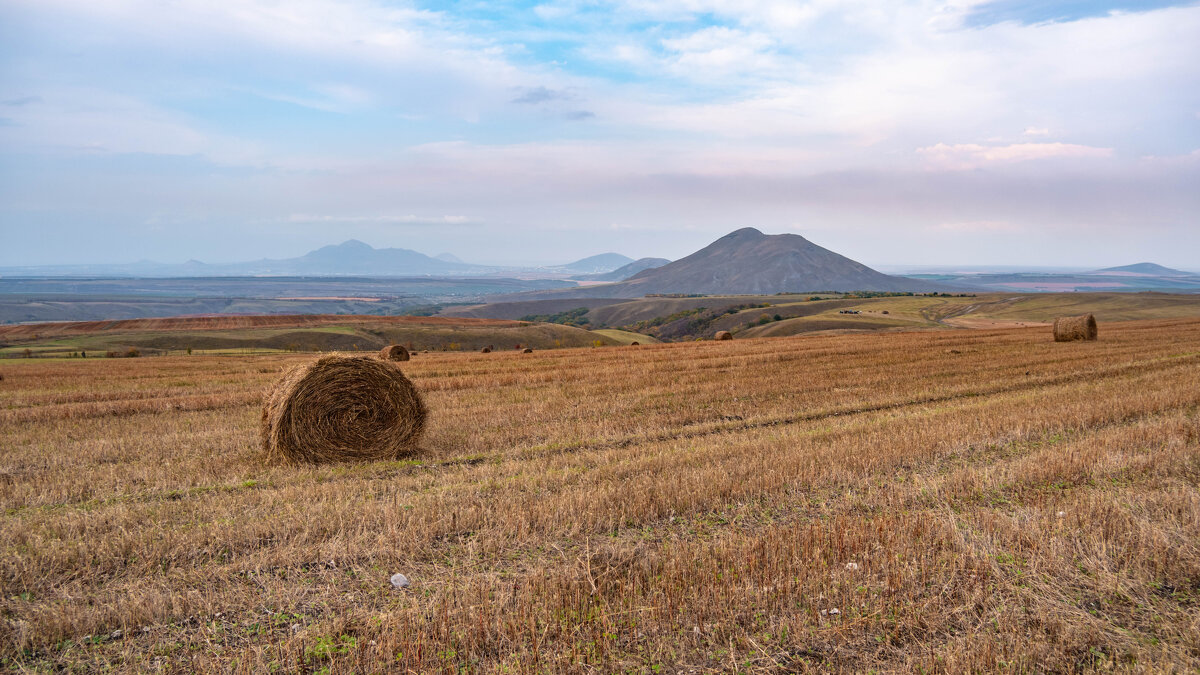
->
[589,328,660,344]
[485,292,1200,341]
[2,319,1198,671]
[0,315,619,357]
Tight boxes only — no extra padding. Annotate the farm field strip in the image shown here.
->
[1,318,1198,671]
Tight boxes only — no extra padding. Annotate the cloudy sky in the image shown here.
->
[1,0,1197,268]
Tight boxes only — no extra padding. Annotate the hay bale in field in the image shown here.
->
[379,344,410,361]
[630,341,640,346]
[522,348,534,353]
[480,346,492,353]
[1053,314,1098,342]
[714,331,733,341]
[261,354,427,464]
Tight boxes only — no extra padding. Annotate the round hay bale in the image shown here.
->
[522,348,534,353]
[261,354,427,464]
[1053,314,1098,342]
[630,341,640,346]
[714,331,733,341]
[480,346,492,353]
[379,344,410,361]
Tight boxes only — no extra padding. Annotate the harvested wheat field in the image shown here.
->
[2,318,1200,672]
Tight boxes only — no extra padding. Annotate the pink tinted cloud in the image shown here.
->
[917,141,1113,169]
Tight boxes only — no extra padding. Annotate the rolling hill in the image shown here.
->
[0,314,622,356]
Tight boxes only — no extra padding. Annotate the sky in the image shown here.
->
[1,0,1198,268]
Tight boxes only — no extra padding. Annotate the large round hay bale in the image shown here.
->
[261,355,427,464]
[630,341,639,346]
[1053,314,1098,342]
[714,331,733,341]
[480,346,492,353]
[522,348,534,353]
[379,344,410,361]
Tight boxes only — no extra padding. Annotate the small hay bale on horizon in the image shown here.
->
[480,346,492,353]
[380,344,410,361]
[714,331,733,341]
[522,348,534,353]
[1053,314,1098,342]
[630,341,640,346]
[261,354,427,465]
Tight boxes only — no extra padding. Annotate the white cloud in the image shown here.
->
[279,214,476,225]
[917,142,1114,169]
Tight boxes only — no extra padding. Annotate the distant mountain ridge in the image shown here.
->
[257,239,479,275]
[0,239,485,277]
[0,242,650,278]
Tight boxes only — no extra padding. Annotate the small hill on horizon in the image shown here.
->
[580,257,671,281]
[1091,262,1192,277]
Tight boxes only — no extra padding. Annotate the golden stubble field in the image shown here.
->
[2,319,1199,673]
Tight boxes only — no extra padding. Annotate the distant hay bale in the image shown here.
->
[522,348,534,353]
[261,354,427,465]
[480,346,492,353]
[630,341,640,346]
[379,344,410,361]
[714,331,733,341]
[1053,314,1098,342]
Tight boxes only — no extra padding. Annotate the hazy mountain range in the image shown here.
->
[0,240,645,279]
[2,231,1195,298]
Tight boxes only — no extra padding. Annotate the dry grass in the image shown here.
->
[1,319,1199,672]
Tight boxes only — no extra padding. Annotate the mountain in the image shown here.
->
[496,228,956,300]
[607,228,949,296]
[581,257,671,281]
[435,252,465,264]
[561,252,635,274]
[1091,262,1192,277]
[617,228,945,294]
